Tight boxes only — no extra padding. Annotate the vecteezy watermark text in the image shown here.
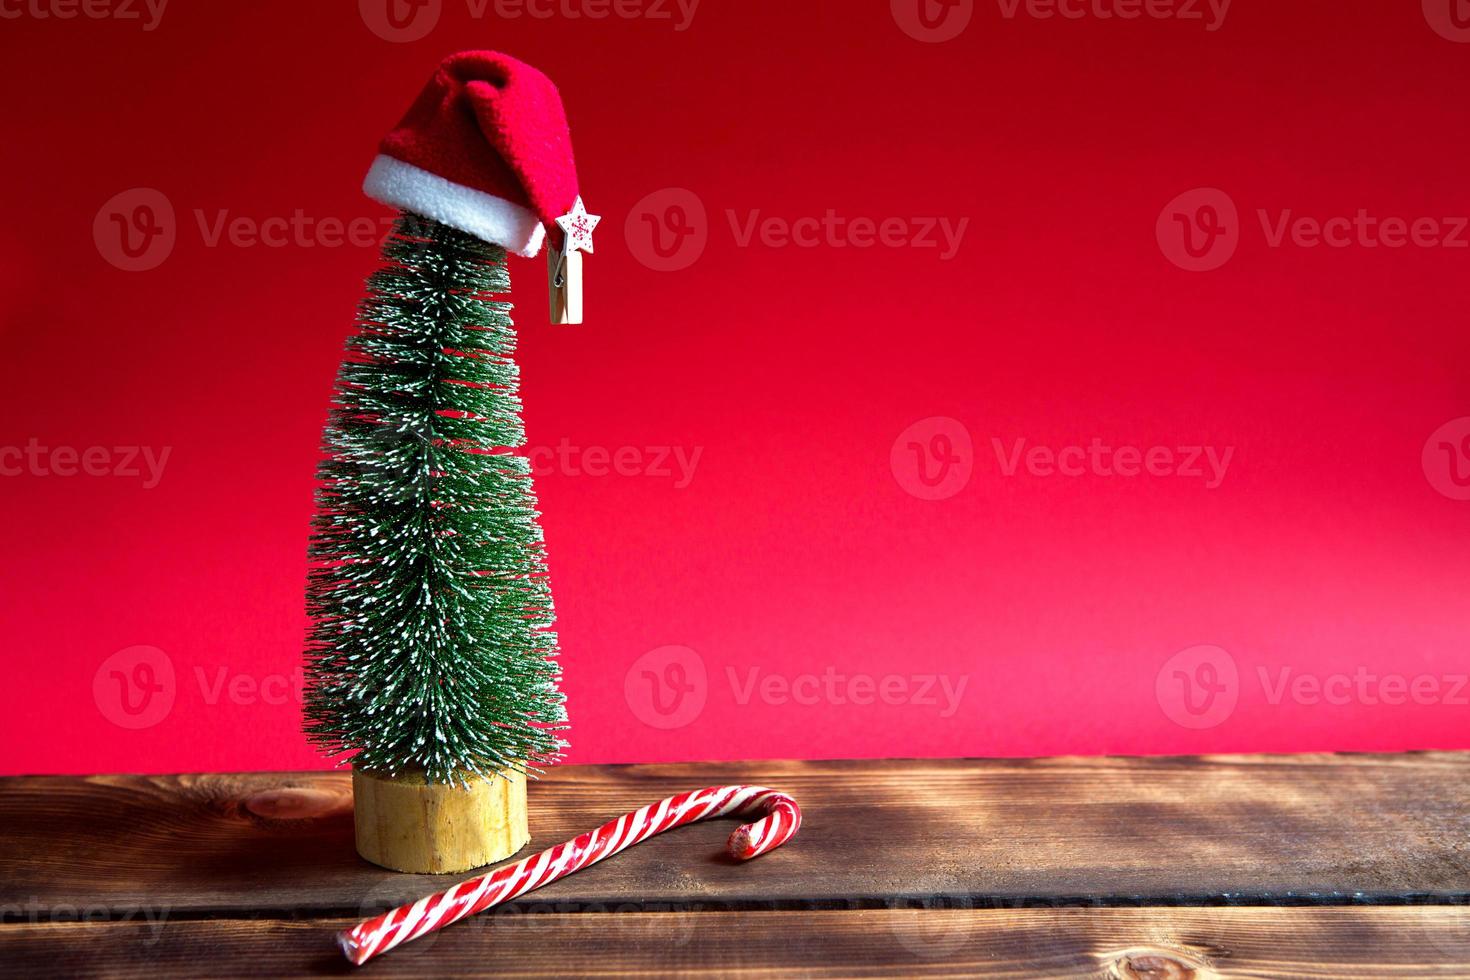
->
[996,0,1230,30]
[1,439,170,489]
[470,0,699,29]
[0,897,170,942]
[891,418,1235,500]
[1159,187,1470,271]
[1157,645,1470,729]
[726,209,969,261]
[94,646,310,730]
[624,188,971,271]
[993,437,1234,489]
[1257,209,1470,250]
[624,645,971,728]
[728,666,969,718]
[194,209,402,250]
[527,440,702,489]
[358,0,698,42]
[1259,666,1469,707]
[94,188,445,272]
[0,0,167,30]
[892,0,1228,42]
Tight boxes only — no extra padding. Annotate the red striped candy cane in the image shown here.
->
[338,784,802,966]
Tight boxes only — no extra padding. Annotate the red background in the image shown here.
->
[2,0,1468,775]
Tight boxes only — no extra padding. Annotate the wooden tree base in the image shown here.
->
[351,767,530,874]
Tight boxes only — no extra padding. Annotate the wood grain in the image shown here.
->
[351,767,529,874]
[4,908,1470,978]
[3,755,1468,916]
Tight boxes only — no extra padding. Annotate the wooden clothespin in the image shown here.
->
[550,196,598,325]
[548,246,583,324]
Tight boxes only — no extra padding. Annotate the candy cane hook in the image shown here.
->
[339,784,802,965]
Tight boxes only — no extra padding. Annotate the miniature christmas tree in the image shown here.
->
[304,211,566,788]
[307,48,588,874]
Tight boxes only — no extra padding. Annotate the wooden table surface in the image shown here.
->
[2,754,1469,977]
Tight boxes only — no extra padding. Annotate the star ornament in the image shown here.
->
[555,196,600,255]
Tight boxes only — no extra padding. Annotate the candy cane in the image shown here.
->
[338,784,802,966]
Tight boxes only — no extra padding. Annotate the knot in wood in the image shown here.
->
[1115,951,1199,980]
[244,787,348,821]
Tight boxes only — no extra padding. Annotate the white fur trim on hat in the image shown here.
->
[363,155,546,258]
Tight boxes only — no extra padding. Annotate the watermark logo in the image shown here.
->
[93,645,176,730]
[1258,209,1469,250]
[195,666,304,707]
[193,208,406,249]
[94,188,175,272]
[893,423,1232,497]
[993,437,1233,489]
[891,0,974,42]
[625,188,708,272]
[1424,0,1470,42]
[1420,904,1470,960]
[359,0,441,41]
[1424,418,1470,501]
[728,667,969,717]
[1162,189,1470,270]
[624,645,707,729]
[886,890,977,958]
[361,0,698,42]
[333,427,703,490]
[1258,666,1468,708]
[1157,187,1239,272]
[727,209,968,260]
[626,647,968,726]
[1155,644,1238,729]
[94,191,456,271]
[476,0,701,30]
[0,440,172,488]
[0,897,170,942]
[529,440,703,489]
[487,900,699,947]
[997,0,1230,30]
[0,0,169,30]
[626,187,969,270]
[93,649,316,729]
[891,417,974,501]
[1158,649,1469,727]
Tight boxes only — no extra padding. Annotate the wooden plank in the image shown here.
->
[3,908,1470,978]
[2,754,1469,916]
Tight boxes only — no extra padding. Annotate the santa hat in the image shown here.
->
[363,51,579,258]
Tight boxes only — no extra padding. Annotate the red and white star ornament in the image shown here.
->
[556,196,599,254]
[361,50,592,322]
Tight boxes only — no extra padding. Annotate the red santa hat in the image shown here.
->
[363,51,580,258]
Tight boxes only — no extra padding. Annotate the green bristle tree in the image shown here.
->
[304,211,566,786]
